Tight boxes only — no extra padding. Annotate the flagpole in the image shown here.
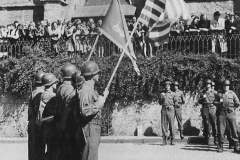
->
[105,14,140,91]
[87,34,100,61]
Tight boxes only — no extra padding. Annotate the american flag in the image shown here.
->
[138,0,166,28]
[139,0,190,46]
[148,15,171,46]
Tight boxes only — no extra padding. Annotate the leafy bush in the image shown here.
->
[2,46,240,136]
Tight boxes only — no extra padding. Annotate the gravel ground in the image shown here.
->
[0,142,239,160]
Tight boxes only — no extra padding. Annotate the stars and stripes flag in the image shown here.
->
[139,0,190,46]
[99,0,140,75]
[138,0,166,28]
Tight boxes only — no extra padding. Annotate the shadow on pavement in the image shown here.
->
[181,144,232,153]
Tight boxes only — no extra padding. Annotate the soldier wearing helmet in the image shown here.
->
[216,80,240,153]
[79,61,109,160]
[198,79,218,145]
[56,63,77,130]
[159,80,175,145]
[36,73,59,160]
[28,71,45,160]
[173,81,185,140]
[57,71,99,160]
[55,63,77,159]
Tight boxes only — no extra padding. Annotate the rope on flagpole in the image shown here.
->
[87,34,100,61]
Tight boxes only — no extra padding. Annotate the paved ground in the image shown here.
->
[0,142,239,160]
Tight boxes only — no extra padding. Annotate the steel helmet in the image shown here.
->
[212,81,215,86]
[164,80,171,85]
[42,73,58,87]
[61,63,77,78]
[206,79,212,84]
[174,81,179,86]
[72,70,85,86]
[35,71,45,84]
[81,61,100,77]
[224,80,230,86]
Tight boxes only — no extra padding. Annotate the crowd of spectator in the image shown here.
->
[0,18,103,56]
[170,11,240,35]
[1,11,240,58]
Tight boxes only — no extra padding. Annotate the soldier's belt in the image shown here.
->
[174,105,182,108]
[203,103,215,107]
[89,118,102,125]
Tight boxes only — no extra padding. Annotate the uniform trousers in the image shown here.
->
[201,106,217,139]
[217,110,239,144]
[174,107,183,132]
[82,123,101,160]
[161,107,175,140]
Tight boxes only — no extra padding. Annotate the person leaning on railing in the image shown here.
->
[47,21,62,55]
[198,14,210,34]
[64,21,75,58]
[210,11,227,54]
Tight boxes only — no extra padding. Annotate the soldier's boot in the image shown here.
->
[217,143,223,153]
[170,139,175,145]
[229,141,234,149]
[214,137,218,145]
[163,137,167,145]
[180,131,184,140]
[204,137,209,145]
[234,142,240,153]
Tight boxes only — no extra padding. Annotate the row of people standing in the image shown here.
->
[28,61,108,160]
[159,79,240,153]
[170,11,240,55]
[198,79,240,153]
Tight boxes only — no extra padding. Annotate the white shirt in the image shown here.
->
[210,17,225,30]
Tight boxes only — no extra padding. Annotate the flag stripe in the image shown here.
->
[146,0,165,13]
[149,26,170,39]
[151,22,171,32]
[151,0,166,10]
[141,9,159,22]
[139,15,157,27]
[138,0,166,27]
[144,5,162,18]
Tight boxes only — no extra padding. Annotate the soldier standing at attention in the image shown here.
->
[173,81,185,140]
[159,80,175,145]
[55,63,77,159]
[80,61,109,160]
[198,79,218,145]
[216,80,240,153]
[40,73,59,160]
[28,71,45,160]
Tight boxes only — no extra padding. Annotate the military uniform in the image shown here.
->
[198,89,218,143]
[173,88,185,139]
[55,63,77,160]
[79,61,107,160]
[217,88,240,152]
[28,71,45,160]
[159,85,175,144]
[41,89,57,160]
[39,73,59,160]
[28,86,44,160]
[80,80,102,160]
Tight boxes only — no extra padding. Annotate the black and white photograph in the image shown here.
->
[0,0,240,160]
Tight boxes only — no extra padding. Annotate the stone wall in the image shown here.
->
[187,1,234,18]
[111,94,240,136]
[133,0,236,18]
[0,7,34,25]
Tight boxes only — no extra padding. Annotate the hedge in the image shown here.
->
[1,47,240,103]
